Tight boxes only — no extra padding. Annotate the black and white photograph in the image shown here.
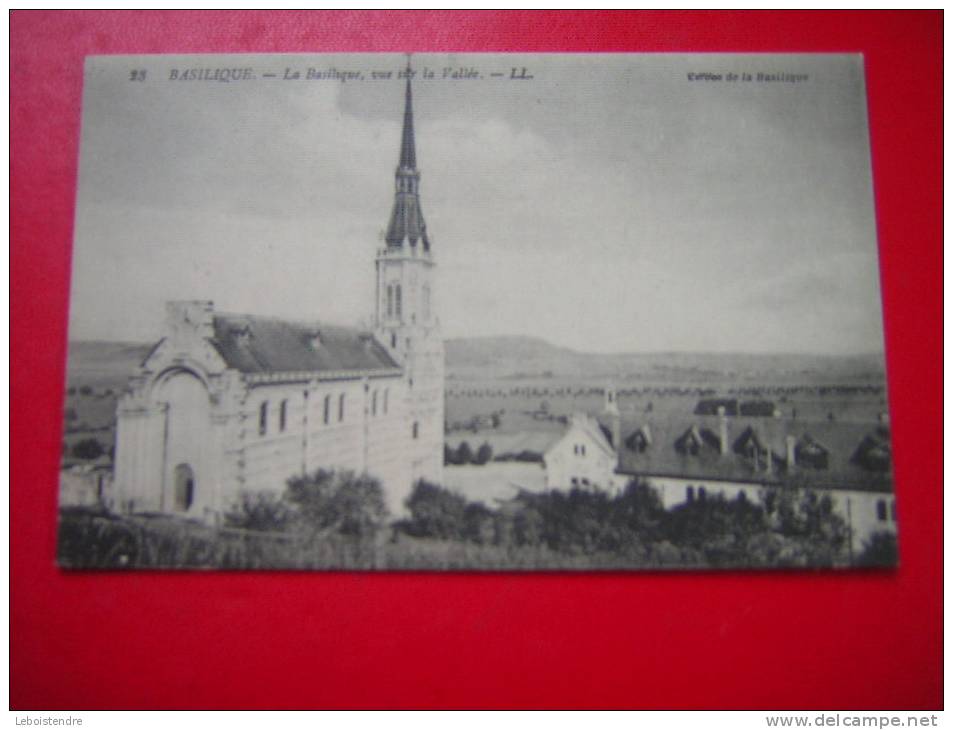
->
[58,53,897,570]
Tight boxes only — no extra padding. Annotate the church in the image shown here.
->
[113,72,444,521]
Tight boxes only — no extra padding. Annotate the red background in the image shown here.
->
[10,11,942,709]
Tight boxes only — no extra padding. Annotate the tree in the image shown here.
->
[455,441,473,465]
[72,438,105,460]
[285,469,388,537]
[474,442,493,466]
[759,487,850,567]
[403,480,467,539]
[856,531,898,567]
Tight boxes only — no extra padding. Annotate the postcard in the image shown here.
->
[57,53,896,569]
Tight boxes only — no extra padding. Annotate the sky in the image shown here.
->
[69,53,885,355]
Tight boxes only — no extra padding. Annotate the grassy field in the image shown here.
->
[55,507,700,571]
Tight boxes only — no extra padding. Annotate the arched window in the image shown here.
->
[412,421,419,439]
[391,332,397,348]
[372,390,378,416]
[259,401,268,436]
[386,285,393,317]
[338,393,345,422]
[698,486,707,502]
[686,486,695,502]
[383,388,389,414]
[395,285,402,320]
[323,394,331,425]
[279,399,288,432]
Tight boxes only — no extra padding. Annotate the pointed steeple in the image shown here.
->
[399,69,416,170]
[385,61,429,251]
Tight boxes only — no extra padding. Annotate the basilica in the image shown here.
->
[113,73,444,520]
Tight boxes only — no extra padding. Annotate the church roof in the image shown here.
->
[210,314,399,376]
[385,190,429,249]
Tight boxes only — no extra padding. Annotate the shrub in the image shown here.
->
[225,492,296,532]
[856,531,898,567]
[402,480,467,539]
[473,442,493,466]
[455,441,473,465]
[285,469,388,538]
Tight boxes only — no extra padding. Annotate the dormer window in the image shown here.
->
[231,324,252,348]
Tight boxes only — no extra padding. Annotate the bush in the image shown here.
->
[225,492,296,532]
[473,442,493,465]
[402,480,467,540]
[455,441,473,465]
[857,531,898,567]
[72,438,105,460]
[285,469,388,538]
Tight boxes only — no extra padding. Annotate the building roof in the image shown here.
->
[210,314,399,376]
[616,414,894,494]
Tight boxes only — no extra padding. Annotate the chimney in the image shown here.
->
[786,435,797,472]
[717,405,729,455]
[166,300,214,346]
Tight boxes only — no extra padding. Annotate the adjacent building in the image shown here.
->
[542,390,896,555]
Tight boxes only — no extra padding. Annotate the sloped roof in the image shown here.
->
[386,192,429,249]
[617,414,893,494]
[209,314,399,375]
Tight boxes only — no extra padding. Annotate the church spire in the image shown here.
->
[399,66,416,170]
[385,61,429,251]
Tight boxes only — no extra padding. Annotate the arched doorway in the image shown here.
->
[155,369,211,514]
[173,463,195,511]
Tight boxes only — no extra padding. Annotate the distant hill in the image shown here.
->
[445,336,887,385]
[66,341,153,387]
[65,335,887,389]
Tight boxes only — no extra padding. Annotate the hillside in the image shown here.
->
[445,336,886,385]
[64,335,887,390]
[65,341,154,387]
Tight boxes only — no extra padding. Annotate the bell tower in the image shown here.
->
[374,62,444,486]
